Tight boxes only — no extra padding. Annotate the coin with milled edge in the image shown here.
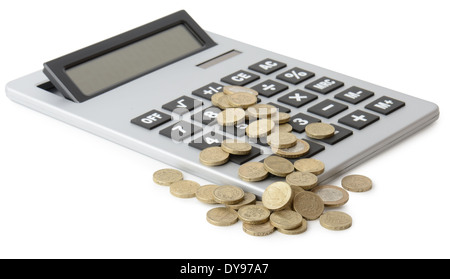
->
[221,139,252,155]
[207,207,239,226]
[226,192,256,210]
[267,132,297,149]
[294,158,325,175]
[228,92,258,109]
[211,92,225,107]
[213,185,245,205]
[312,185,349,207]
[277,218,308,235]
[169,180,200,198]
[242,221,275,236]
[341,174,373,192]
[217,93,234,109]
[152,168,183,186]
[262,181,293,211]
[247,104,278,119]
[293,191,324,220]
[263,156,294,177]
[277,123,293,133]
[286,171,318,190]
[271,112,291,124]
[223,85,258,96]
[305,122,335,139]
[270,209,303,230]
[238,162,269,182]
[320,211,352,231]
[217,108,246,126]
[199,146,229,166]
[196,184,220,204]
[246,119,275,138]
[272,139,310,158]
[238,204,271,224]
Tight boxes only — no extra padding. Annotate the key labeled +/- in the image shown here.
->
[192,82,224,100]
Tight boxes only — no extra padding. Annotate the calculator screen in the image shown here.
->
[65,24,203,97]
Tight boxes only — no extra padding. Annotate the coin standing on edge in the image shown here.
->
[312,185,349,207]
[207,207,239,226]
[341,174,373,192]
[293,191,324,220]
[319,211,352,231]
[213,185,245,205]
[262,181,293,211]
[153,168,183,186]
[169,180,201,198]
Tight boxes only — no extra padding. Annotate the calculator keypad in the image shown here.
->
[251,80,288,97]
[305,77,344,94]
[221,70,260,86]
[192,83,224,100]
[159,120,202,141]
[307,99,348,119]
[334,86,374,104]
[338,110,380,130]
[289,113,321,134]
[248,58,287,75]
[278,90,318,108]
[276,67,315,85]
[365,96,405,115]
[162,95,203,114]
[131,110,172,130]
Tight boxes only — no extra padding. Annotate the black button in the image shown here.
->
[307,100,348,118]
[302,139,325,158]
[131,109,172,130]
[248,58,287,75]
[191,106,222,125]
[277,90,318,108]
[189,131,228,150]
[276,67,315,85]
[365,96,405,115]
[289,113,321,134]
[229,147,262,165]
[318,124,353,145]
[159,120,202,141]
[305,77,344,94]
[162,95,203,115]
[338,110,380,130]
[251,80,288,97]
[192,82,224,100]
[221,122,248,137]
[266,102,291,113]
[221,70,260,86]
[334,86,374,104]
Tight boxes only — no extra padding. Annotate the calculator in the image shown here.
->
[6,10,439,197]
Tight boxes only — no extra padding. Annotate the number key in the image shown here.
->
[289,113,321,134]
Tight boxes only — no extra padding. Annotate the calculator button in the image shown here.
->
[248,58,287,75]
[365,96,405,115]
[305,77,344,94]
[317,124,353,145]
[266,102,291,113]
[189,131,228,150]
[131,109,172,130]
[159,120,202,141]
[338,110,380,130]
[307,100,348,119]
[289,113,321,134]
[251,80,288,97]
[221,122,248,137]
[191,106,222,125]
[221,70,260,86]
[302,139,325,158]
[162,95,203,115]
[277,90,318,108]
[192,82,223,100]
[276,67,315,85]
[229,146,262,165]
[334,86,374,104]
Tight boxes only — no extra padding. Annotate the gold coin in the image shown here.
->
[152,168,183,186]
[213,185,245,205]
[242,221,275,236]
[237,204,271,224]
[319,211,352,231]
[293,191,324,220]
[246,119,275,138]
[285,171,318,190]
[311,185,349,207]
[305,123,335,139]
[270,112,291,124]
[196,184,220,204]
[227,92,258,109]
[247,104,278,119]
[226,192,256,210]
[272,139,310,158]
[211,92,225,107]
[199,146,229,166]
[294,158,325,175]
[263,156,294,177]
[169,180,200,198]
[217,93,234,109]
[267,132,297,149]
[278,218,308,235]
[341,174,372,192]
[238,162,269,182]
[269,209,303,230]
[206,207,239,226]
[223,85,258,96]
[277,123,293,133]
[216,108,246,126]
[221,139,252,155]
[262,181,293,211]
[290,185,305,198]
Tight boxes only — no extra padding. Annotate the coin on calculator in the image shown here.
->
[305,122,335,139]
[199,146,229,166]
[238,162,269,182]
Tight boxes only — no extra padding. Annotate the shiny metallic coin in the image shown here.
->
[228,92,258,109]
[277,123,293,133]
[247,104,278,119]
[237,204,271,224]
[262,181,293,211]
[221,139,252,155]
[223,85,258,96]
[196,184,220,204]
[267,132,297,149]
[319,211,352,231]
[293,191,324,220]
[152,168,183,186]
[272,139,310,158]
[242,221,275,236]
[263,156,295,177]
[169,180,200,198]
[216,108,246,126]
[277,218,308,235]
[246,119,275,138]
[213,185,245,205]
[199,147,229,166]
[206,207,239,226]
[285,171,318,190]
[269,209,303,230]
[305,122,335,139]
[341,174,372,192]
[238,162,269,182]
[226,192,257,210]
[311,185,349,207]
[294,158,325,175]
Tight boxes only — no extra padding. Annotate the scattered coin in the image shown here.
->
[221,139,252,155]
[270,112,291,124]
[294,158,325,175]
[246,118,275,138]
[272,139,310,158]
[247,104,278,119]
[223,85,258,96]
[217,108,246,126]
[237,204,271,224]
[267,132,297,149]
[311,185,349,207]
[269,210,303,230]
[277,123,293,133]
[263,156,295,177]
[211,92,224,107]
[290,185,305,198]
[199,146,229,166]
[217,93,234,109]
[285,171,318,190]
[242,221,275,236]
[169,180,200,198]
[341,174,373,192]
[293,191,324,220]
[262,181,293,211]
[152,168,183,186]
[277,218,308,235]
[213,185,245,205]
[228,92,258,109]
[227,192,257,210]
[305,123,335,139]
[319,211,353,231]
[206,207,239,226]
[196,184,220,204]
[238,162,269,182]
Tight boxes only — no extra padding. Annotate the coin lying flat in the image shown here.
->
[285,171,318,190]
[228,92,258,109]
[263,156,295,177]
[246,119,275,138]
[226,192,256,210]
[238,204,271,224]
[293,191,324,220]
[277,123,293,133]
[217,93,234,109]
[341,174,372,192]
[213,185,245,205]
[305,123,335,139]
[242,221,275,236]
[294,158,325,175]
[319,211,352,231]
[223,85,258,96]
[247,104,278,119]
[153,168,183,186]
[270,112,291,124]
[311,185,349,207]
[196,184,220,204]
[221,139,252,155]
[267,132,297,149]
[169,180,200,198]
[238,162,269,182]
[207,207,239,226]
[272,139,310,158]
[199,147,229,166]
[277,218,308,235]
[262,181,293,211]
[217,108,246,126]
[270,210,303,230]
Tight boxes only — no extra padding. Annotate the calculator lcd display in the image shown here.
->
[65,24,202,97]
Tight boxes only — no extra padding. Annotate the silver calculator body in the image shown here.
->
[6,11,439,198]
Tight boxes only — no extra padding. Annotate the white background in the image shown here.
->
[1,0,449,259]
